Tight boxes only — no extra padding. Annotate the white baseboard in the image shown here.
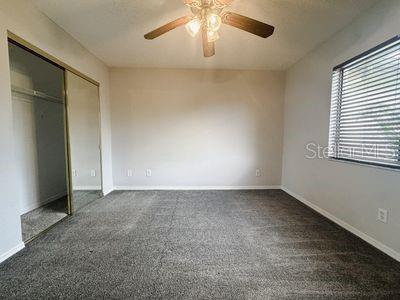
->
[0,242,25,264]
[74,186,102,191]
[281,186,400,262]
[20,191,68,215]
[114,185,281,191]
[102,186,114,196]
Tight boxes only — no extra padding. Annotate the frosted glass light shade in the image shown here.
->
[207,13,221,31]
[186,18,201,37]
[207,30,220,42]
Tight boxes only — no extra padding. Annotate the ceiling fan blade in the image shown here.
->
[202,26,215,57]
[144,16,192,40]
[222,12,274,38]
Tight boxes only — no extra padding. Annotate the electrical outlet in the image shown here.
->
[146,169,152,177]
[127,170,133,177]
[91,170,96,177]
[377,208,388,224]
[72,169,77,177]
[255,169,261,177]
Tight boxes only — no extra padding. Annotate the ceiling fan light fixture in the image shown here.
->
[207,13,222,31]
[207,30,220,42]
[185,18,202,37]
[144,0,275,57]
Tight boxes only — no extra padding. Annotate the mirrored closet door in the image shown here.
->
[66,71,103,213]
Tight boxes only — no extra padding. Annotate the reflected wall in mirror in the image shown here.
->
[66,71,102,212]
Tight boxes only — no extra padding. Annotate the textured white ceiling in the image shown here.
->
[33,0,378,70]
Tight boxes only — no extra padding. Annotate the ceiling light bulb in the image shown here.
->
[207,30,220,43]
[207,13,222,31]
[186,18,201,37]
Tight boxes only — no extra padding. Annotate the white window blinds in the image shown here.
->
[329,36,400,169]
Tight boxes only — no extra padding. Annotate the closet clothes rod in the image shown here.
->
[11,85,64,104]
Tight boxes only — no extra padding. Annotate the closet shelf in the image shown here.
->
[11,85,64,104]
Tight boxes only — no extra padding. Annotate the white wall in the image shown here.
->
[0,0,112,262]
[12,94,68,214]
[110,68,285,189]
[282,0,400,260]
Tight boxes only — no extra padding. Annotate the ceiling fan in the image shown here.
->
[144,0,275,58]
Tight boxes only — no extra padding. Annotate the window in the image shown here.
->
[329,36,400,169]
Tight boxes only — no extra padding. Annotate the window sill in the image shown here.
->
[328,157,400,173]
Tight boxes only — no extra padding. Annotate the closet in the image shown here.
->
[9,41,68,242]
[8,38,103,243]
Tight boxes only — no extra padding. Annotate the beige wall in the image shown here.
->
[110,68,285,189]
[282,0,400,260]
[0,0,112,262]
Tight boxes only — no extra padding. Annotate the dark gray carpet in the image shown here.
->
[20,196,68,242]
[72,190,102,212]
[1,190,400,299]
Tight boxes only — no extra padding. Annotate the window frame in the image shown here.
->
[328,35,400,171]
